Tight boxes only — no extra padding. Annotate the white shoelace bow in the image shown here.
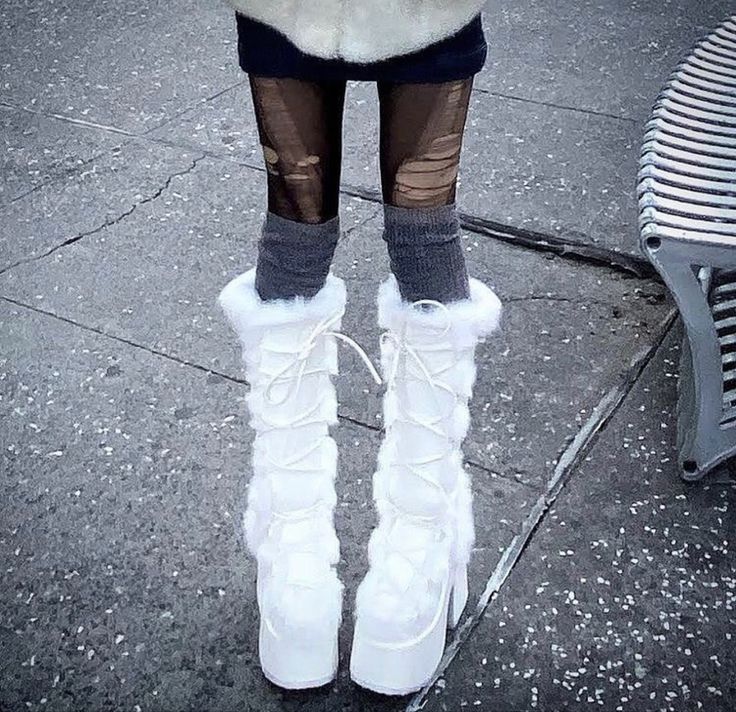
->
[263,308,382,408]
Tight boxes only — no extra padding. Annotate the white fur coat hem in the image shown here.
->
[223,0,486,63]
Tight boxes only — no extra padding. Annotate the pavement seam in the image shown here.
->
[0,292,539,493]
[0,154,206,277]
[405,305,678,712]
[0,101,137,137]
[0,77,246,140]
[0,101,654,281]
[459,213,653,279]
[0,294,241,382]
[464,459,541,491]
[504,294,622,309]
[472,86,641,124]
[339,184,654,280]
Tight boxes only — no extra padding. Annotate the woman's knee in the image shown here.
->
[384,130,463,208]
[262,146,339,223]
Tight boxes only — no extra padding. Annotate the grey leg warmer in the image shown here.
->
[382,203,470,304]
[255,212,340,301]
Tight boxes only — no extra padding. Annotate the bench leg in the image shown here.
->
[642,236,736,480]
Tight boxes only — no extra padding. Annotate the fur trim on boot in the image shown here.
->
[377,274,502,346]
[220,268,347,334]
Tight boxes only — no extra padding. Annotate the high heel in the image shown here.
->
[350,566,457,696]
[448,565,468,629]
[351,563,470,695]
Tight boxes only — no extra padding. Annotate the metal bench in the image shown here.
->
[638,15,736,481]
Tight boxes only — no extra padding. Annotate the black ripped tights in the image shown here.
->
[248,76,474,223]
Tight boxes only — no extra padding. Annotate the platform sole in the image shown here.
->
[350,568,468,695]
[260,618,338,690]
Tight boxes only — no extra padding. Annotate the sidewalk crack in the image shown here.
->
[141,80,247,136]
[1,144,131,210]
[504,294,614,308]
[465,458,540,490]
[503,293,667,310]
[341,205,383,239]
[0,154,206,277]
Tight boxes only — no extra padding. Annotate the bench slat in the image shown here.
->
[689,53,736,81]
[640,192,736,223]
[650,107,736,141]
[661,86,736,118]
[657,97,736,129]
[668,78,736,107]
[644,127,736,157]
[638,177,736,208]
[639,163,736,196]
[641,206,736,237]
[641,148,736,181]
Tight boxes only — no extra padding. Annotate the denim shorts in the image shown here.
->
[236,13,487,83]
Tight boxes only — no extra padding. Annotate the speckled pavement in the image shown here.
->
[1,1,735,711]
[419,330,736,712]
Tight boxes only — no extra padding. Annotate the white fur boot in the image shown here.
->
[350,275,502,695]
[219,268,348,689]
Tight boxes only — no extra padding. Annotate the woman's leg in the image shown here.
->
[377,78,474,304]
[350,78,502,694]
[248,76,347,300]
[217,76,349,690]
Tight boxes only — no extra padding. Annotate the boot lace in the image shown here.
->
[253,306,382,591]
[256,306,382,471]
[372,300,471,598]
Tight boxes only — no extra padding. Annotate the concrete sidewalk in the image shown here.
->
[1,2,734,711]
